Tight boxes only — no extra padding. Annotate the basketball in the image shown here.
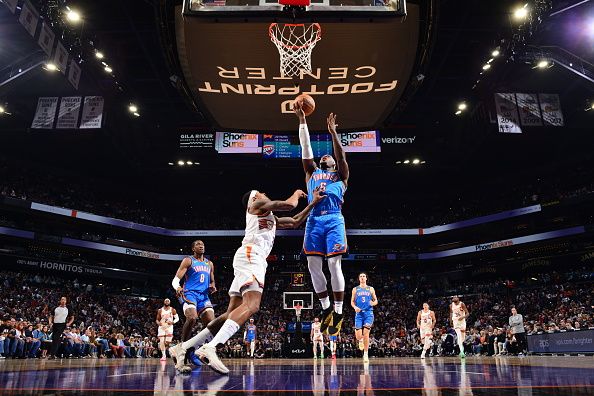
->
[294,94,316,116]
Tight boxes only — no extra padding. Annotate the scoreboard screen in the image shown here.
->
[291,273,305,287]
[263,134,332,159]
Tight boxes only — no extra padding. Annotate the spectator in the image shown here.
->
[48,297,74,359]
[509,307,526,355]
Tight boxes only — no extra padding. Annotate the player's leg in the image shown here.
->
[159,336,167,361]
[362,327,371,362]
[313,340,318,359]
[305,219,333,329]
[456,326,466,358]
[355,313,364,351]
[250,341,255,357]
[326,215,347,335]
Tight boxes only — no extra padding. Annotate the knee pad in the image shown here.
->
[327,256,345,292]
[307,256,327,293]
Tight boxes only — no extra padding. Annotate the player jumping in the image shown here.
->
[156,299,179,361]
[170,240,216,372]
[244,319,257,358]
[294,103,349,336]
[171,188,325,374]
[416,303,436,359]
[351,272,378,363]
[450,296,469,359]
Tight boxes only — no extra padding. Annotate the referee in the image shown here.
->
[48,296,74,359]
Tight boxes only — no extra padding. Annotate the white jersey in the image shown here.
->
[451,302,464,321]
[312,322,323,341]
[159,307,173,325]
[420,310,433,329]
[241,209,276,257]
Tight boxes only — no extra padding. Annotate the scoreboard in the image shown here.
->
[263,135,333,159]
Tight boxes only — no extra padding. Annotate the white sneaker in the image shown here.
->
[169,344,187,372]
[421,352,426,359]
[197,344,229,375]
[363,353,369,363]
[358,339,364,351]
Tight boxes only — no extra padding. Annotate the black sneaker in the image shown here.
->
[327,312,343,336]
[319,307,334,334]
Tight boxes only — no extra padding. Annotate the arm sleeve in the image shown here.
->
[299,123,314,160]
[172,314,180,324]
[172,276,181,290]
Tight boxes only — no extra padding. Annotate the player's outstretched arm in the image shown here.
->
[416,311,421,328]
[461,302,469,319]
[370,287,378,307]
[251,190,306,214]
[275,188,326,229]
[156,309,162,326]
[294,102,317,179]
[209,260,217,293]
[327,113,349,185]
[430,311,436,329]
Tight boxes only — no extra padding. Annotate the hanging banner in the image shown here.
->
[68,60,81,90]
[79,96,104,129]
[38,21,56,56]
[3,0,19,13]
[31,97,58,129]
[494,93,522,133]
[516,93,542,126]
[18,0,39,37]
[56,96,82,129]
[538,93,564,126]
[53,41,69,75]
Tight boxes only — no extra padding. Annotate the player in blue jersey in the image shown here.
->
[351,272,378,363]
[170,240,216,372]
[244,318,257,358]
[294,102,349,337]
[328,333,339,360]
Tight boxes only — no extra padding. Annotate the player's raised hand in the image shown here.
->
[327,113,338,134]
[294,189,307,199]
[293,101,305,120]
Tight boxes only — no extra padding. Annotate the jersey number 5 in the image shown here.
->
[319,182,327,192]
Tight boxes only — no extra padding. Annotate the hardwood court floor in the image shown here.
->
[0,356,593,395]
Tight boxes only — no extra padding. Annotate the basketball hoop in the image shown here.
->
[269,23,322,77]
[294,303,303,320]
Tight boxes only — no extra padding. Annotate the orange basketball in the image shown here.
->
[294,94,315,116]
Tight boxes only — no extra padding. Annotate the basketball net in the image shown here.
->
[294,304,302,321]
[269,23,322,77]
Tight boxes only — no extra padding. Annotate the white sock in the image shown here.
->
[208,320,240,347]
[334,301,343,315]
[182,328,213,350]
[320,297,331,310]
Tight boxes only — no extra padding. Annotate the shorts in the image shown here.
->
[179,290,213,315]
[420,328,433,340]
[453,318,467,330]
[303,213,348,257]
[246,337,255,343]
[229,244,267,297]
[354,310,374,329]
[157,325,173,342]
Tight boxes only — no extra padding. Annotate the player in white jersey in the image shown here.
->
[171,188,325,375]
[416,303,436,359]
[311,317,324,359]
[450,296,469,358]
[155,299,179,361]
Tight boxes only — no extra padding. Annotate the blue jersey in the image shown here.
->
[246,324,256,341]
[183,256,211,293]
[307,169,345,217]
[354,286,373,311]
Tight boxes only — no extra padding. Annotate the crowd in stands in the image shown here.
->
[2,161,593,230]
[1,266,591,360]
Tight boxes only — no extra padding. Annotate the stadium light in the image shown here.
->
[186,161,193,165]
[536,59,550,69]
[482,64,491,71]
[591,103,594,110]
[455,110,462,115]
[95,51,104,59]
[177,160,185,166]
[104,65,113,73]
[133,112,140,117]
[458,102,467,111]
[43,62,58,72]
[487,58,494,64]
[395,160,402,164]
[128,104,138,113]
[420,160,426,164]
[492,49,500,57]
[66,9,81,23]
[530,277,537,281]
[168,162,174,166]
[403,159,410,164]
[514,5,528,19]
[412,158,420,165]
[0,106,4,114]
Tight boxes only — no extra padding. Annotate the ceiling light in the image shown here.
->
[0,106,4,114]
[514,6,528,19]
[487,58,494,64]
[412,158,420,165]
[420,160,426,164]
[66,10,81,22]
[133,112,140,117]
[591,103,594,110]
[95,51,104,59]
[168,162,174,166]
[537,60,549,69]
[458,102,467,111]
[104,66,113,73]
[177,160,185,166]
[482,64,491,70]
[403,159,410,164]
[128,104,138,113]
[395,160,402,164]
[44,63,58,72]
[531,277,537,281]
[186,161,193,165]
[455,110,462,115]
[492,50,500,57]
